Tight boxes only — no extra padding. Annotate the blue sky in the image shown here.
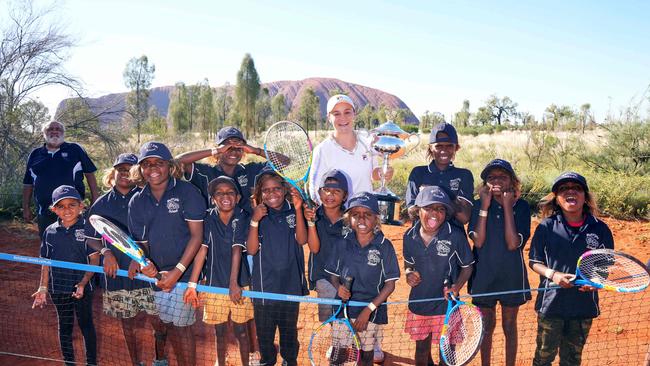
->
[29,0,650,121]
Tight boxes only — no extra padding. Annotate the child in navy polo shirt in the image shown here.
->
[32,185,99,366]
[325,192,400,366]
[529,172,613,366]
[403,186,474,366]
[303,169,349,323]
[84,153,163,366]
[405,122,474,225]
[183,176,254,366]
[128,142,206,366]
[247,168,308,366]
[468,159,531,366]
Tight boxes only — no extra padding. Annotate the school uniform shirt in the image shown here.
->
[325,232,400,324]
[468,198,531,304]
[403,221,474,316]
[23,142,97,215]
[308,206,346,289]
[128,178,206,286]
[202,207,251,288]
[308,133,377,204]
[186,161,266,213]
[405,162,474,209]
[251,200,308,304]
[84,187,151,292]
[41,217,96,294]
[529,213,614,319]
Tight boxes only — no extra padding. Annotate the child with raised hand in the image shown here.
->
[468,159,531,366]
[32,185,99,366]
[324,192,400,366]
[84,153,162,366]
[529,172,613,366]
[405,122,474,226]
[128,141,206,366]
[403,186,474,366]
[183,176,253,366]
[303,169,349,323]
[247,167,309,366]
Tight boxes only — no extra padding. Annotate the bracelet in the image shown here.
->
[100,247,111,256]
[187,282,197,289]
[367,302,377,312]
[307,221,316,227]
[478,210,488,217]
[250,220,259,228]
[38,286,47,293]
[544,268,556,280]
[175,262,187,273]
[405,268,414,274]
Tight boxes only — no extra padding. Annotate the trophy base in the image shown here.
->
[375,192,402,226]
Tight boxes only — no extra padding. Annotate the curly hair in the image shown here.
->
[250,172,290,206]
[129,159,184,186]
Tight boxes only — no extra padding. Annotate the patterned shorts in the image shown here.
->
[203,292,254,325]
[102,287,158,319]
[404,311,447,342]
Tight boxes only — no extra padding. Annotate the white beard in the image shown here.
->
[45,135,64,147]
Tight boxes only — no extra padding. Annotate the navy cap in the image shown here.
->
[319,169,349,193]
[253,164,280,187]
[113,153,138,167]
[429,123,458,144]
[346,192,379,215]
[51,185,82,206]
[138,141,173,163]
[216,126,246,145]
[552,172,589,193]
[480,158,516,180]
[208,176,241,196]
[414,186,453,212]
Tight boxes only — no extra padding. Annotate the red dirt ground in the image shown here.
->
[1,217,648,365]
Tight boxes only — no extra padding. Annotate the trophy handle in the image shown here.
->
[404,133,421,156]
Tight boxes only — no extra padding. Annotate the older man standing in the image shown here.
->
[23,120,99,237]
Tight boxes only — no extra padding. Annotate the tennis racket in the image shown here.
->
[308,276,360,366]
[439,294,484,366]
[264,120,314,207]
[88,214,161,280]
[572,249,650,293]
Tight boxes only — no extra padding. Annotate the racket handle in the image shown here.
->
[574,279,603,289]
[342,275,354,291]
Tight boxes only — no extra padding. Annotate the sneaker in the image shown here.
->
[152,359,169,366]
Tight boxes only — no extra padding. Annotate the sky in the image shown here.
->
[21,0,650,122]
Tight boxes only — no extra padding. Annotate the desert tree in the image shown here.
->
[271,93,287,123]
[234,53,260,136]
[123,55,155,144]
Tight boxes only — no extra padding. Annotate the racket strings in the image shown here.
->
[265,123,312,181]
[310,322,360,365]
[441,305,483,366]
[578,252,650,290]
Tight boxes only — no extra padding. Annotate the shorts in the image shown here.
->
[332,320,381,352]
[404,311,446,342]
[203,292,254,325]
[315,279,337,322]
[472,294,528,309]
[154,286,196,327]
[102,287,158,319]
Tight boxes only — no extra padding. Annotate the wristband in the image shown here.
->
[405,268,414,274]
[307,221,316,227]
[187,282,197,289]
[175,262,187,273]
[478,210,488,217]
[367,302,377,312]
[544,268,556,280]
[100,247,111,256]
[250,220,259,228]
[38,286,47,293]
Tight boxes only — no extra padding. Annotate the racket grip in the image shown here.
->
[574,279,603,289]
[342,275,354,291]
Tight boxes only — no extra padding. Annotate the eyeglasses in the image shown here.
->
[262,187,284,195]
[140,161,167,169]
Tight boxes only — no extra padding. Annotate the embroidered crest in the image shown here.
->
[286,214,296,228]
[586,233,600,249]
[61,152,68,158]
[449,178,461,192]
[166,198,180,213]
[367,249,381,266]
[362,154,369,161]
[237,175,248,187]
[342,226,353,236]
[75,229,85,242]
[436,240,451,256]
[145,142,159,152]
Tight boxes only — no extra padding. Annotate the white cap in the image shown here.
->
[326,94,355,114]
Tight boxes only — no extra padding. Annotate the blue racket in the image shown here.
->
[439,294,484,366]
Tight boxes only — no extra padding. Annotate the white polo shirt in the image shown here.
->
[309,133,378,203]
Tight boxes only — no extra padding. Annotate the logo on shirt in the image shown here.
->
[342,226,353,236]
[436,240,451,256]
[367,249,381,266]
[286,214,296,228]
[166,198,180,213]
[449,178,461,192]
[75,229,85,242]
[237,175,248,187]
[361,153,369,161]
[61,152,68,158]
[585,233,600,249]
[231,218,239,232]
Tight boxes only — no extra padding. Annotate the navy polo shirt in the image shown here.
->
[405,162,474,208]
[202,207,251,288]
[325,233,400,325]
[41,217,96,294]
[251,201,308,304]
[84,187,150,292]
[187,161,266,213]
[128,178,206,286]
[403,221,474,316]
[529,213,614,319]
[308,206,346,289]
[468,198,531,304]
[23,142,97,214]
